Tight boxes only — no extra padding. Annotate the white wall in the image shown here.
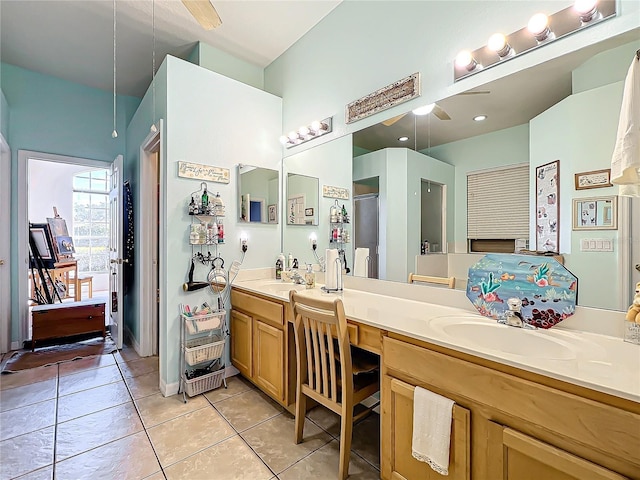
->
[283,135,353,270]
[163,57,282,388]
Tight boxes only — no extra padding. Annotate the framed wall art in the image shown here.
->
[29,223,56,265]
[535,160,559,252]
[572,196,617,230]
[268,204,277,224]
[574,169,612,190]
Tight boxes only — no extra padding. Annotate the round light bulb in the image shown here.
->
[574,0,598,14]
[488,33,507,52]
[528,13,549,35]
[310,120,322,132]
[288,131,298,141]
[298,126,310,136]
[279,135,289,145]
[455,50,474,69]
[412,104,435,116]
[111,130,118,138]
[473,115,487,122]
[398,136,409,142]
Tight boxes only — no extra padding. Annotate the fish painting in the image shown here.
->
[500,273,515,281]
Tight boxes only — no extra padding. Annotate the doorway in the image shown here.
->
[421,180,446,253]
[0,135,11,353]
[353,177,380,279]
[17,151,113,346]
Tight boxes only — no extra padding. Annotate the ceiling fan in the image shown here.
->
[182,0,222,30]
[381,90,491,126]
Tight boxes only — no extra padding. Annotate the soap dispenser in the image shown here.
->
[276,253,285,280]
[305,264,315,289]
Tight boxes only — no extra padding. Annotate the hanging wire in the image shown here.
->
[427,114,431,192]
[112,0,118,138]
[150,0,158,133]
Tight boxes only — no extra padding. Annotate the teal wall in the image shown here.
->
[189,42,264,90]
[2,63,140,343]
[572,39,640,94]
[426,124,530,251]
[0,87,8,141]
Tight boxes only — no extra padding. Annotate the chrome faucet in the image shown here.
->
[499,298,536,329]
[290,271,306,285]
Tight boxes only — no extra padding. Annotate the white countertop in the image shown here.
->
[233,277,640,403]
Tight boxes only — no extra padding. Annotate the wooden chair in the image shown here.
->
[290,291,380,480]
[408,273,456,289]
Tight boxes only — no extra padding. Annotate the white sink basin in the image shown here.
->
[429,318,577,360]
[259,282,307,294]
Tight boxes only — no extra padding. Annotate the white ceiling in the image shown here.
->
[0,0,342,97]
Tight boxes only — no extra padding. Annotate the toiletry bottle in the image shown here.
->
[211,222,219,244]
[275,257,283,280]
[292,258,299,270]
[201,187,209,211]
[287,253,293,270]
[215,192,224,216]
[305,264,315,289]
[217,219,224,243]
[189,196,196,215]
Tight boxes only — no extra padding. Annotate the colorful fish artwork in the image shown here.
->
[466,254,578,329]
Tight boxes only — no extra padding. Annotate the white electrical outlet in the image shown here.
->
[580,238,614,252]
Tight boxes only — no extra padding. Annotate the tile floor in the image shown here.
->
[0,345,380,480]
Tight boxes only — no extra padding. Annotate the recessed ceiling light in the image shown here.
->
[412,104,435,116]
[473,115,487,122]
[398,136,409,142]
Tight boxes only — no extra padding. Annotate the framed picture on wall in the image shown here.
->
[572,196,617,230]
[535,160,559,252]
[574,169,612,190]
[268,204,277,224]
[29,223,56,263]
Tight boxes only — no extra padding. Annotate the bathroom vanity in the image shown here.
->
[230,278,640,480]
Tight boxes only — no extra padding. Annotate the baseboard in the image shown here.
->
[225,365,239,377]
[11,341,20,351]
[124,325,141,356]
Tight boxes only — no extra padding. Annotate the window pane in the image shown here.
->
[73,176,91,190]
[91,253,109,272]
[76,255,90,272]
[74,238,90,248]
[74,224,91,237]
[90,169,107,181]
[90,208,107,222]
[91,194,107,207]
[91,179,107,193]
[91,224,108,237]
[92,237,109,248]
[74,192,90,206]
[73,205,89,223]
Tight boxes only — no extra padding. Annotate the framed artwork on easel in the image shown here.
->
[535,160,559,252]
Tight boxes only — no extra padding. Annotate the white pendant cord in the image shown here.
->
[150,0,157,133]
[427,115,431,192]
[112,0,118,138]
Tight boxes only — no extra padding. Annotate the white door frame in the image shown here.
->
[17,150,109,346]
[0,135,11,352]
[139,121,163,357]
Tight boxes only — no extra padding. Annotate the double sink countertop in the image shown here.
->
[233,276,640,403]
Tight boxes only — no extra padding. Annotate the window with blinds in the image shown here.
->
[467,164,529,252]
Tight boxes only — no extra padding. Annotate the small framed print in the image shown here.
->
[572,196,617,230]
[305,208,314,217]
[574,169,612,190]
[268,204,277,224]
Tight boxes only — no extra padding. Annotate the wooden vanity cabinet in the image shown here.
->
[381,335,640,480]
[230,288,292,406]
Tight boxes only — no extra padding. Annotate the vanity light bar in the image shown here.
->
[279,117,333,149]
[453,0,616,81]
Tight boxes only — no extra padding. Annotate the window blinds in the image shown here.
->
[467,164,530,239]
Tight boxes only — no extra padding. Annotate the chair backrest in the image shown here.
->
[290,291,352,406]
[408,273,456,289]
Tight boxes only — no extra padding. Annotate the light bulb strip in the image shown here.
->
[280,117,333,149]
[453,0,616,82]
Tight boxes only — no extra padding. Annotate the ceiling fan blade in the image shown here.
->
[433,104,451,121]
[382,113,407,126]
[181,0,222,30]
[459,90,490,95]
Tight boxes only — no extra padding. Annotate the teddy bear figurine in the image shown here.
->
[626,282,640,323]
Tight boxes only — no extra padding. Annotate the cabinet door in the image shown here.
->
[382,376,470,480]
[231,310,252,378]
[253,319,284,402]
[486,421,629,480]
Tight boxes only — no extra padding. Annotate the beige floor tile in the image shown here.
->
[0,399,56,441]
[204,374,253,404]
[55,402,143,460]
[0,365,58,391]
[57,381,131,423]
[214,389,283,432]
[351,413,381,469]
[164,435,273,480]
[0,378,57,412]
[148,405,235,467]
[306,405,341,437]
[113,346,142,364]
[14,465,53,480]
[278,440,380,480]
[242,412,332,474]
[142,473,167,480]
[58,354,115,377]
[54,431,161,480]
[125,370,160,399]
[58,364,123,396]
[119,356,159,379]
[0,426,54,480]
[136,392,208,428]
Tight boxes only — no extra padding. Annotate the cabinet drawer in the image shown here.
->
[232,289,283,326]
[330,322,358,345]
[356,322,382,354]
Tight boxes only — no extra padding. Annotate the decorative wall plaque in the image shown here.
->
[346,73,420,124]
[178,161,230,184]
[323,185,349,200]
[535,160,559,252]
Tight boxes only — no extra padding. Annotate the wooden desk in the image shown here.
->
[30,261,80,302]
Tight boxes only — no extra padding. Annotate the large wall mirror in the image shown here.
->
[279,32,639,312]
[286,173,319,226]
[237,164,279,224]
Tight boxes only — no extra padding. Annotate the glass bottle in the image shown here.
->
[201,187,209,211]
[188,196,196,215]
[217,219,224,243]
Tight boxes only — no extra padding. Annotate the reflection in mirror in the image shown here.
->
[286,173,319,226]
[237,164,279,224]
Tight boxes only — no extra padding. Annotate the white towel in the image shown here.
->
[611,55,640,197]
[412,386,455,476]
[354,248,369,277]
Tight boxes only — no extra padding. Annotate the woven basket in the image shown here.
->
[184,335,225,366]
[183,368,225,397]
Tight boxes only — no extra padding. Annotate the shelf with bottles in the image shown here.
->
[329,200,350,245]
[187,181,225,217]
[186,182,226,246]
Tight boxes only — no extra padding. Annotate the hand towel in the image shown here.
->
[412,386,455,476]
[611,55,640,197]
[354,248,369,277]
